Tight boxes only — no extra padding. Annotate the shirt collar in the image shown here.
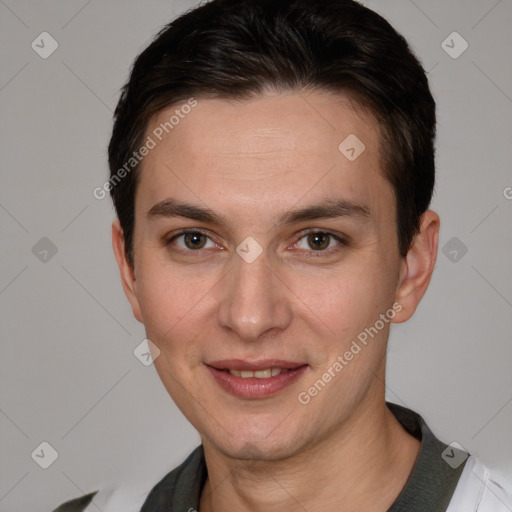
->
[141,402,467,512]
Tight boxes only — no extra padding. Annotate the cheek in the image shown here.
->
[295,262,391,338]
[135,259,208,347]
[138,267,207,400]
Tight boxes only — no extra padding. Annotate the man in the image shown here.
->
[54,0,511,510]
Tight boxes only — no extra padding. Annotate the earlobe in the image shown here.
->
[392,210,440,324]
[112,220,144,323]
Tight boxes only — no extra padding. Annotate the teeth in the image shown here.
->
[228,368,289,378]
[254,369,271,378]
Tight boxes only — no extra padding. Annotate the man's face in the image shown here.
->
[122,91,408,460]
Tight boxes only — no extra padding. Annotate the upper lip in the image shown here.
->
[206,359,306,371]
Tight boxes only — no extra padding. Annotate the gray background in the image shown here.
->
[0,0,511,510]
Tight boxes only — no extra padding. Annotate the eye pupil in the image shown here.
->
[184,232,207,249]
[308,233,329,250]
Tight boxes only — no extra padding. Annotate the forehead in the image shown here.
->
[137,91,394,227]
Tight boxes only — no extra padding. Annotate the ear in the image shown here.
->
[392,210,440,324]
[112,219,143,323]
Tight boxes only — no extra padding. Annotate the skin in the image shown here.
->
[112,90,440,511]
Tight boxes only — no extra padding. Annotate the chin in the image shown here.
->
[204,421,307,462]
[220,440,295,462]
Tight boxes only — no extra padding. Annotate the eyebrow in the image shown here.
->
[146,197,371,227]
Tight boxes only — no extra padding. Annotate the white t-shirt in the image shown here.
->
[446,456,512,512]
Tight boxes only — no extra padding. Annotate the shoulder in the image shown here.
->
[51,486,147,512]
[51,491,98,512]
[447,456,512,512]
[51,446,205,512]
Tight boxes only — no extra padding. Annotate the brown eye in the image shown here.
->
[307,232,330,250]
[167,230,216,252]
[183,232,208,250]
[294,230,346,254]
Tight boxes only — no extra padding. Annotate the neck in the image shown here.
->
[199,396,420,512]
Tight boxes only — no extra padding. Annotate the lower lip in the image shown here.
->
[206,365,308,399]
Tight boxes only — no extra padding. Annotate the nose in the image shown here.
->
[216,246,293,343]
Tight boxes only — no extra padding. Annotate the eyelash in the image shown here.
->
[164,228,348,257]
